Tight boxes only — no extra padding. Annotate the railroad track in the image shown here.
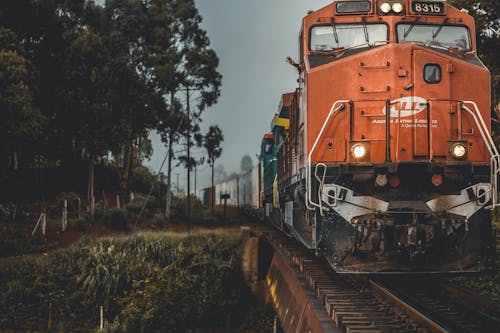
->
[371,276,500,333]
[253,226,500,333]
[270,236,423,333]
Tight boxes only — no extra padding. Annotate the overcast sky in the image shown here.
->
[92,0,330,189]
[145,0,332,190]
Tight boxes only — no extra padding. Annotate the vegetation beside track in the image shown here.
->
[0,229,274,333]
[449,218,500,302]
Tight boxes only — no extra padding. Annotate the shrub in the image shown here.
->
[152,213,166,227]
[125,194,157,219]
[171,194,205,219]
[0,233,51,257]
[102,208,128,231]
[129,167,155,194]
[0,203,16,223]
[44,192,83,221]
[0,230,275,333]
[75,214,92,231]
[93,201,106,221]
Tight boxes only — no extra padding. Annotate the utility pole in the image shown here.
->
[186,85,191,226]
[176,173,180,194]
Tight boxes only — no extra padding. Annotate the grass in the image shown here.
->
[0,228,274,333]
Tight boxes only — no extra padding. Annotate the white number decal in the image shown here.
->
[414,2,442,13]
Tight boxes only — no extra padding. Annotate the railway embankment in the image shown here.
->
[449,219,500,302]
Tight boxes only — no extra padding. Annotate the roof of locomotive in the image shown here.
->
[301,0,476,53]
[303,0,471,22]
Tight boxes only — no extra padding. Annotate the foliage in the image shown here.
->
[125,194,159,219]
[0,0,222,197]
[54,192,82,218]
[129,166,155,194]
[0,232,54,257]
[0,231,273,332]
[102,208,128,231]
[449,219,500,302]
[172,194,204,219]
[0,27,45,168]
[449,0,500,107]
[0,202,16,223]
[204,125,224,202]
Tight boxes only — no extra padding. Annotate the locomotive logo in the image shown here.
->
[382,96,428,118]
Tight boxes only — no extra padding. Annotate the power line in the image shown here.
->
[135,111,186,225]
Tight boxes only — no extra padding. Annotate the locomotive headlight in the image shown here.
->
[451,143,467,159]
[392,2,404,13]
[352,144,367,159]
[379,2,392,13]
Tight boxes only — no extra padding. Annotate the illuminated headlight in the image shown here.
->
[451,143,467,159]
[352,144,367,159]
[392,2,404,13]
[379,2,391,13]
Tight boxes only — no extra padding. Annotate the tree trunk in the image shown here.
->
[165,91,176,220]
[186,86,191,220]
[88,157,95,217]
[121,109,134,197]
[165,131,174,219]
[211,160,215,212]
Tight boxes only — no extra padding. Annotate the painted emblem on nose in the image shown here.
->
[382,96,428,118]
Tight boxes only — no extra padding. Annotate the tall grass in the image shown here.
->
[0,229,273,333]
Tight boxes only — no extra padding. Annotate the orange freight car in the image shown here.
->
[264,0,497,273]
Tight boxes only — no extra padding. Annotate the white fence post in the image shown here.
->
[41,213,46,237]
[62,200,68,232]
[99,305,104,330]
[77,197,82,219]
[32,214,43,236]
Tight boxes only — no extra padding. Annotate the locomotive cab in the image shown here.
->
[276,0,497,272]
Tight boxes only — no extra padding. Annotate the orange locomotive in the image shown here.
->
[266,0,498,272]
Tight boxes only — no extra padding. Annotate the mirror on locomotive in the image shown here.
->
[424,64,442,84]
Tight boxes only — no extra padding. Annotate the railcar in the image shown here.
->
[198,166,261,210]
[263,0,498,272]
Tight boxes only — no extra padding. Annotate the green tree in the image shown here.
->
[147,0,221,218]
[449,1,500,110]
[204,125,223,210]
[102,0,161,193]
[60,26,128,214]
[0,27,45,171]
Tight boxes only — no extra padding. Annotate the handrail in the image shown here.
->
[461,101,500,209]
[427,101,433,161]
[306,101,348,210]
[303,98,499,212]
[314,163,328,216]
[461,102,498,156]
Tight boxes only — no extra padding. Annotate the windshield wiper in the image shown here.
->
[432,18,449,41]
[362,17,369,44]
[404,17,420,39]
[330,17,339,44]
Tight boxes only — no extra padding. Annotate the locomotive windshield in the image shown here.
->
[310,24,388,51]
[397,24,471,51]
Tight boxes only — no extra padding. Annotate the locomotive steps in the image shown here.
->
[242,224,500,333]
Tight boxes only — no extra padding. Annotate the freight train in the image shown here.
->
[203,0,498,273]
